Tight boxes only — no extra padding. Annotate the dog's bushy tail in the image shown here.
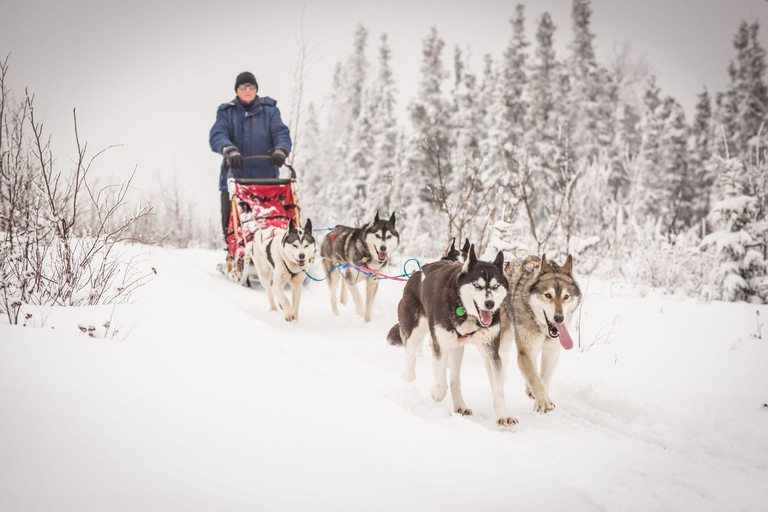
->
[387,323,403,346]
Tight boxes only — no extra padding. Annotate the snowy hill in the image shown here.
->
[2,247,767,511]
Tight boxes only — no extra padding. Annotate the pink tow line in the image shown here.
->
[345,262,410,282]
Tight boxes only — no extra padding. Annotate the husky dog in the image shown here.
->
[388,246,517,426]
[321,212,400,323]
[250,218,316,322]
[440,237,471,264]
[500,254,582,413]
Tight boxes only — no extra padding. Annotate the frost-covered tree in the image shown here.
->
[690,87,715,222]
[408,27,450,203]
[530,11,559,142]
[477,54,496,124]
[294,103,325,223]
[345,24,369,127]
[702,156,768,302]
[718,21,768,159]
[450,46,482,159]
[659,97,693,232]
[367,34,400,215]
[567,0,611,161]
[505,4,530,144]
[628,75,664,221]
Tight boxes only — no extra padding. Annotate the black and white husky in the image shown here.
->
[387,246,517,426]
[250,218,316,322]
[320,212,400,323]
[441,237,471,264]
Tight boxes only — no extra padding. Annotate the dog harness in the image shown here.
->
[259,226,279,243]
[453,302,478,338]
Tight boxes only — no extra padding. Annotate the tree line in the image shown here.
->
[290,0,768,303]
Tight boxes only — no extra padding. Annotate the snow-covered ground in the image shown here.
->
[2,246,768,511]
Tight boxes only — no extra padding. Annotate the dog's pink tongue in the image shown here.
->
[479,309,493,326]
[557,324,573,350]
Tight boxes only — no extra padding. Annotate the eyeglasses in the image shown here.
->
[237,84,257,90]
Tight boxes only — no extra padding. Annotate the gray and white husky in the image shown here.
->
[500,254,582,413]
[320,212,400,323]
[250,218,316,322]
[387,246,517,426]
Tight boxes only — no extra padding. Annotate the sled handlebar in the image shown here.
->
[226,155,297,181]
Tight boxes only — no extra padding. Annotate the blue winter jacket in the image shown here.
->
[209,96,292,191]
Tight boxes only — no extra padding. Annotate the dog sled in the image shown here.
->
[217,155,302,286]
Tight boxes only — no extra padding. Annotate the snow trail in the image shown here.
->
[2,247,767,511]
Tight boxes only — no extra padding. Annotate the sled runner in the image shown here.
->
[218,156,301,286]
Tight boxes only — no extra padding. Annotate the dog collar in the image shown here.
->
[283,259,299,278]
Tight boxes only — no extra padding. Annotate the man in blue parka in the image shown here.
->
[209,71,292,241]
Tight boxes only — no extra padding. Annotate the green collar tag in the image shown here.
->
[456,306,466,317]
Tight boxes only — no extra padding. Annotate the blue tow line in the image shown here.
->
[301,258,422,283]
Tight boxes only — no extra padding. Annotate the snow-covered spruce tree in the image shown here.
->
[409,26,450,171]
[480,5,531,220]
[627,75,664,222]
[717,21,768,160]
[344,86,377,225]
[689,87,715,224]
[659,97,694,234]
[450,46,482,159]
[293,102,329,228]
[317,25,370,226]
[530,11,559,144]
[504,4,530,146]
[566,0,612,162]
[701,156,768,302]
[366,34,400,216]
[477,54,496,127]
[604,43,647,195]
[403,27,451,255]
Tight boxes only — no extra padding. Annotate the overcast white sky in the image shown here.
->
[1,0,766,219]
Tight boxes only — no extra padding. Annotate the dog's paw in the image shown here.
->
[533,398,556,413]
[497,416,518,427]
[284,313,296,322]
[402,370,416,383]
[455,406,473,416]
[525,386,535,400]
[339,295,347,305]
[269,305,278,313]
[364,315,372,323]
[431,386,447,403]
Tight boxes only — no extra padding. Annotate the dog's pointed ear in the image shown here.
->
[304,218,312,233]
[461,238,470,253]
[493,251,504,272]
[463,244,478,272]
[374,211,380,223]
[389,212,396,226]
[443,237,456,257]
[288,218,297,231]
[562,254,573,275]
[540,253,550,274]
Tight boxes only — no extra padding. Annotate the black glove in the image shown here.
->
[223,146,244,169]
[270,147,287,167]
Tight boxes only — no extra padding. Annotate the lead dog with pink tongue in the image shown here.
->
[500,254,582,413]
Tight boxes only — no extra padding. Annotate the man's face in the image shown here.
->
[236,83,257,103]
